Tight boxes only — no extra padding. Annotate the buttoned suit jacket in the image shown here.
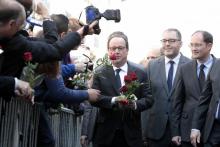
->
[143,54,190,140]
[171,56,216,142]
[91,61,153,147]
[192,59,220,143]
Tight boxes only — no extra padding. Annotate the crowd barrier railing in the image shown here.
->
[0,98,41,147]
[48,107,82,147]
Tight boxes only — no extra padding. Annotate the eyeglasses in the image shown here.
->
[188,43,204,48]
[109,46,126,52]
[160,39,180,44]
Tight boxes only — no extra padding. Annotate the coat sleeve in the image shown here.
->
[43,76,88,103]
[191,78,213,130]
[0,76,15,97]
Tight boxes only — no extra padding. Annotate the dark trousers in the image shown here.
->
[205,120,220,147]
[182,141,193,147]
[182,141,203,147]
[96,129,129,147]
[147,122,175,147]
[37,109,55,147]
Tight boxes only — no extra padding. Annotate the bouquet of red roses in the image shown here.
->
[118,72,141,105]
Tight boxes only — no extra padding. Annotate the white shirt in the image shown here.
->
[165,53,181,84]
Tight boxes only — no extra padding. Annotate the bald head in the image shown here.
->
[0,0,26,24]
[0,0,26,38]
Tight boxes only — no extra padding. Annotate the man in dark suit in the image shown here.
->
[91,31,153,147]
[190,59,220,147]
[171,30,215,147]
[143,28,190,147]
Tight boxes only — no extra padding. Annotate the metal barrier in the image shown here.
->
[0,98,83,147]
[0,98,41,147]
[48,107,82,147]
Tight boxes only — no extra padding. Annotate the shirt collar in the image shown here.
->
[197,55,213,68]
[165,53,181,64]
[113,62,128,73]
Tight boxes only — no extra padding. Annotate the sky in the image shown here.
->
[46,0,220,63]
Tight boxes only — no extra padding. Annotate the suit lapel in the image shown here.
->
[127,61,136,75]
[158,58,169,95]
[191,61,201,94]
[105,66,121,95]
[170,55,189,96]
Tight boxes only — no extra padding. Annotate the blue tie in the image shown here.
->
[167,61,174,92]
[115,68,121,89]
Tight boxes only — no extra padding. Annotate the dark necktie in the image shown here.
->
[115,68,121,89]
[198,64,205,91]
[167,60,174,92]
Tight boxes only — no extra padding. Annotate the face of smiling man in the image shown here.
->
[161,30,182,59]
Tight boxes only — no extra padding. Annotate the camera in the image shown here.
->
[85,5,121,34]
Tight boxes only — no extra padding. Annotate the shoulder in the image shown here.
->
[180,60,194,69]
[148,56,164,68]
[128,61,145,73]
[180,54,191,63]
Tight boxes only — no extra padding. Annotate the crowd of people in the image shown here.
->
[1,0,220,147]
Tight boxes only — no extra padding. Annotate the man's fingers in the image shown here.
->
[197,135,200,144]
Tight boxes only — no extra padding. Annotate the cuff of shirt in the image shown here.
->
[14,77,18,91]
[111,97,117,104]
[191,129,200,132]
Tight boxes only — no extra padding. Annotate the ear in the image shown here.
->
[179,41,183,47]
[8,19,17,28]
[207,43,213,51]
[60,32,67,38]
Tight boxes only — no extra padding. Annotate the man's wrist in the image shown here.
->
[191,129,200,132]
[14,77,18,90]
[111,97,117,104]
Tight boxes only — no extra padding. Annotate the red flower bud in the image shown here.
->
[119,85,128,93]
[124,75,132,83]
[23,52,33,62]
[109,53,116,60]
[129,72,137,81]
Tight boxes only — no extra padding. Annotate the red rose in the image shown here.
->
[119,85,128,93]
[119,99,129,105]
[109,53,116,60]
[124,75,132,83]
[23,52,33,62]
[129,72,137,81]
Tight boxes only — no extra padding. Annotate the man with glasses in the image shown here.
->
[190,33,220,146]
[171,30,215,147]
[91,31,153,147]
[142,28,190,147]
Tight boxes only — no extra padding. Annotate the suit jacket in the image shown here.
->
[0,20,81,77]
[192,59,220,143]
[0,76,15,98]
[171,56,216,142]
[143,54,190,140]
[91,61,153,146]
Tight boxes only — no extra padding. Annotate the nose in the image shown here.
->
[115,48,120,53]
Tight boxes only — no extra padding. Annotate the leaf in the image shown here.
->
[33,74,45,88]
